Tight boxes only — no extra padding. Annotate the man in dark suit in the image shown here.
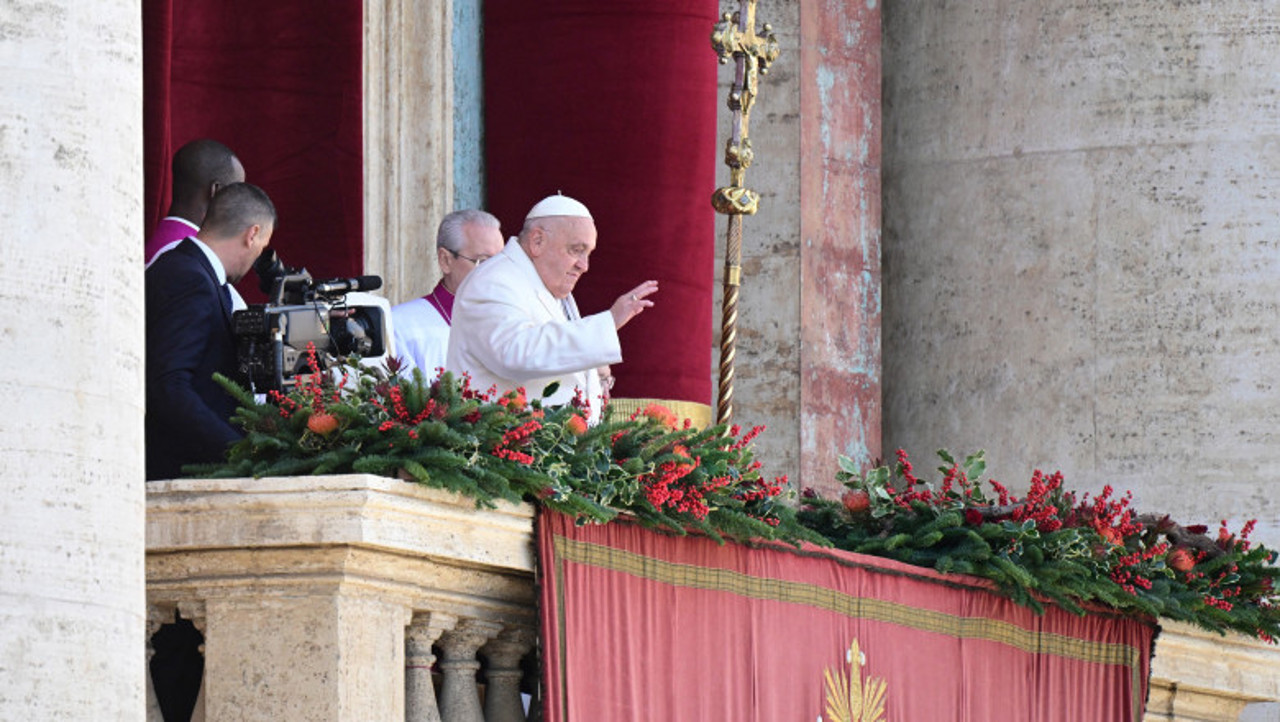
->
[145,182,274,722]
[145,181,276,481]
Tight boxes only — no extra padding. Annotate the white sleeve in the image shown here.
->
[472,296,621,379]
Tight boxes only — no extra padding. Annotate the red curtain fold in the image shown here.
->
[538,510,1155,721]
[142,0,364,301]
[485,1,719,405]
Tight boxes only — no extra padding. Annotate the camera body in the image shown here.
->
[233,251,392,392]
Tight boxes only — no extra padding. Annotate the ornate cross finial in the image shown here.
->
[710,0,779,425]
[711,1,779,216]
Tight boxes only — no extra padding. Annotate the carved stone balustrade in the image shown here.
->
[145,475,538,722]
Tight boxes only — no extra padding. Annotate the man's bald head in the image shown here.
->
[168,139,246,223]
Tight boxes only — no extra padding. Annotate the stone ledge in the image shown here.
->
[1147,620,1280,721]
[146,474,536,573]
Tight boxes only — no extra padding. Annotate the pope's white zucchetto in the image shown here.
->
[525,194,593,221]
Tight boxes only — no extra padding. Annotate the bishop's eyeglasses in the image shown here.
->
[449,249,490,265]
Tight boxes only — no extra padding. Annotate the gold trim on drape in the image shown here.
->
[607,397,714,429]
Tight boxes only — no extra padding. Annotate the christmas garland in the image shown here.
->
[192,350,820,547]
[192,351,1280,641]
[797,449,1280,641]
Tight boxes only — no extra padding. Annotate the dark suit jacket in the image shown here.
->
[145,239,244,480]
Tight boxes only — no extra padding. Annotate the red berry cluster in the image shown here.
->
[1076,485,1143,546]
[641,455,722,519]
[455,371,495,402]
[883,450,971,509]
[268,389,301,419]
[736,473,787,503]
[1007,470,1066,533]
[492,447,536,465]
[1109,542,1169,594]
[372,389,439,431]
[267,343,352,420]
[490,419,542,466]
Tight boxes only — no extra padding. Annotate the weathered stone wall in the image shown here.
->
[0,1,145,719]
[882,1,1280,548]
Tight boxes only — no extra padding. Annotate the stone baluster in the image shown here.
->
[480,626,537,722]
[145,606,172,722]
[177,601,208,722]
[406,612,458,722]
[436,619,502,722]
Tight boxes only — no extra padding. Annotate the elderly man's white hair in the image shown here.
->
[436,209,500,253]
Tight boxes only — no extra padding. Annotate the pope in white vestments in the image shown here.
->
[446,194,658,423]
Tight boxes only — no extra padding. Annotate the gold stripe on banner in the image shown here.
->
[554,553,570,722]
[607,398,714,430]
[553,534,1147,719]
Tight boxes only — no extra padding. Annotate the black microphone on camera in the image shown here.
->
[312,275,383,295]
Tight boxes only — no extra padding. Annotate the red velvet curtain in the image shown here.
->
[143,0,364,300]
[539,511,1155,721]
[485,1,719,405]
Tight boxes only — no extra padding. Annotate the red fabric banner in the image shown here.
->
[538,511,1155,721]
[142,0,364,299]
[485,1,719,405]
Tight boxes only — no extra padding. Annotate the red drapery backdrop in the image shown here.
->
[539,510,1155,721]
[143,0,364,301]
[485,1,719,405]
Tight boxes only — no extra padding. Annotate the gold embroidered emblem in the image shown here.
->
[820,638,887,722]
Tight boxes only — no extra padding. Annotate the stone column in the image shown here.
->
[437,619,502,722]
[364,0,455,305]
[0,2,145,720]
[798,0,882,494]
[481,626,537,722]
[203,593,413,722]
[407,612,458,722]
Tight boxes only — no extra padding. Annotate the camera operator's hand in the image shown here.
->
[611,280,658,330]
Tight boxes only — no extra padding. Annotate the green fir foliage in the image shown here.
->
[192,355,812,546]
[797,448,1280,642]
[189,353,1280,642]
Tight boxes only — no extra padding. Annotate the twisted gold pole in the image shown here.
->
[710,1,778,426]
[717,215,743,424]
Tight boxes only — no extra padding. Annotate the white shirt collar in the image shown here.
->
[188,237,229,286]
[163,216,201,232]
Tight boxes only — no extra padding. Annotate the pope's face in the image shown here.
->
[529,217,596,299]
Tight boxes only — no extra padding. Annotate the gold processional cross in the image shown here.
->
[711,0,779,425]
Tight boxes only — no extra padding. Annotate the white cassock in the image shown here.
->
[447,238,620,423]
[391,295,450,376]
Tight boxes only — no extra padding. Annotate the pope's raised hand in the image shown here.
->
[610,280,658,330]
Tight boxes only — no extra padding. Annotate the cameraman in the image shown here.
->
[145,182,276,481]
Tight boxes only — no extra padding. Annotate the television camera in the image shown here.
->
[232,250,392,392]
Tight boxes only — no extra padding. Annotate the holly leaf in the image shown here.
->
[837,455,860,475]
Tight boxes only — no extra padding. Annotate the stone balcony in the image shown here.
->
[146,475,1280,722]
[145,475,538,722]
